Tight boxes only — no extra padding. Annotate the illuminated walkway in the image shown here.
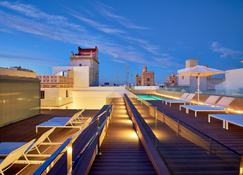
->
[131,98,238,175]
[89,98,156,175]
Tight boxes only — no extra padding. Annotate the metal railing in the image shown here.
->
[139,98,242,174]
[124,94,172,175]
[33,105,112,175]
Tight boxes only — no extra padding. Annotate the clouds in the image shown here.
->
[0,1,174,69]
[211,41,243,58]
[94,1,149,30]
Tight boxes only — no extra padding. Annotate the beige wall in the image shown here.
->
[40,88,72,107]
[0,76,40,127]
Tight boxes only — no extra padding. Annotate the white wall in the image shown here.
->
[52,66,90,88]
[133,86,159,90]
[216,68,243,91]
[72,67,90,88]
[71,87,135,109]
[40,87,135,109]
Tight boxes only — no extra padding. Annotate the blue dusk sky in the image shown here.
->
[0,0,243,84]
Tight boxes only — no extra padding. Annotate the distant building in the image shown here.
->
[136,65,155,86]
[177,59,224,91]
[165,74,177,86]
[40,46,99,88]
[70,46,99,86]
[38,75,73,88]
[0,67,40,127]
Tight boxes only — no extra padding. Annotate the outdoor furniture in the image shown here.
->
[178,65,224,102]
[180,95,220,111]
[0,128,59,157]
[164,93,195,106]
[0,139,44,175]
[208,114,243,130]
[180,97,234,117]
[36,109,90,133]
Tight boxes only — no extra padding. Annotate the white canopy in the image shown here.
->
[179,65,224,77]
[178,65,224,102]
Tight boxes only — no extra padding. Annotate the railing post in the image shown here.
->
[154,107,157,129]
[239,156,243,175]
[177,121,180,136]
[67,143,73,175]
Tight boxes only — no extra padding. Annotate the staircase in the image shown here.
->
[89,98,156,175]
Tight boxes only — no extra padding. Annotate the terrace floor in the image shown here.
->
[149,100,243,154]
[131,98,238,175]
[0,109,98,175]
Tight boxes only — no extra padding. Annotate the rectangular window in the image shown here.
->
[147,78,150,81]
[41,91,45,99]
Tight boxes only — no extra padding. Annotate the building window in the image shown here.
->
[147,78,150,81]
[66,90,69,98]
[79,64,82,66]
[41,91,45,99]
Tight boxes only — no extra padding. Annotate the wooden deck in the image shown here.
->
[89,98,156,175]
[131,98,239,175]
[0,109,98,175]
[149,100,243,154]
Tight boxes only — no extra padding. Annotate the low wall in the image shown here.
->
[132,88,243,112]
[0,76,40,127]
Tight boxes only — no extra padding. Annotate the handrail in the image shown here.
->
[155,104,241,156]
[33,105,112,175]
[124,94,172,175]
[73,106,112,168]
[33,138,72,175]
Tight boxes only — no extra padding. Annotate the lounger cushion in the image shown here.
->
[165,99,188,103]
[38,117,70,127]
[209,114,243,125]
[186,105,224,111]
[0,142,26,155]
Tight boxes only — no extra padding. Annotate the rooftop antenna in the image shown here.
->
[125,64,129,86]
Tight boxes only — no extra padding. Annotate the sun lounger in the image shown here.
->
[208,114,243,130]
[164,93,195,106]
[0,139,44,175]
[180,97,234,117]
[36,109,88,133]
[0,128,59,157]
[180,95,220,111]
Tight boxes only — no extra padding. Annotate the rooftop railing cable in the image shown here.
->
[124,94,172,175]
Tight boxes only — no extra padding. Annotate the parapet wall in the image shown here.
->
[0,76,40,127]
[132,89,243,112]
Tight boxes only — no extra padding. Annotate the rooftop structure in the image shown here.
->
[39,46,99,89]
[136,65,155,86]
[38,74,73,88]
[0,67,40,127]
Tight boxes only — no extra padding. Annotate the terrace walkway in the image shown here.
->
[149,100,243,154]
[89,98,156,175]
[131,98,238,175]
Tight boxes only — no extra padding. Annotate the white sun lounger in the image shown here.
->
[208,114,243,130]
[0,139,44,175]
[36,109,87,133]
[164,93,195,106]
[0,128,60,157]
[180,95,220,111]
[180,97,234,117]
